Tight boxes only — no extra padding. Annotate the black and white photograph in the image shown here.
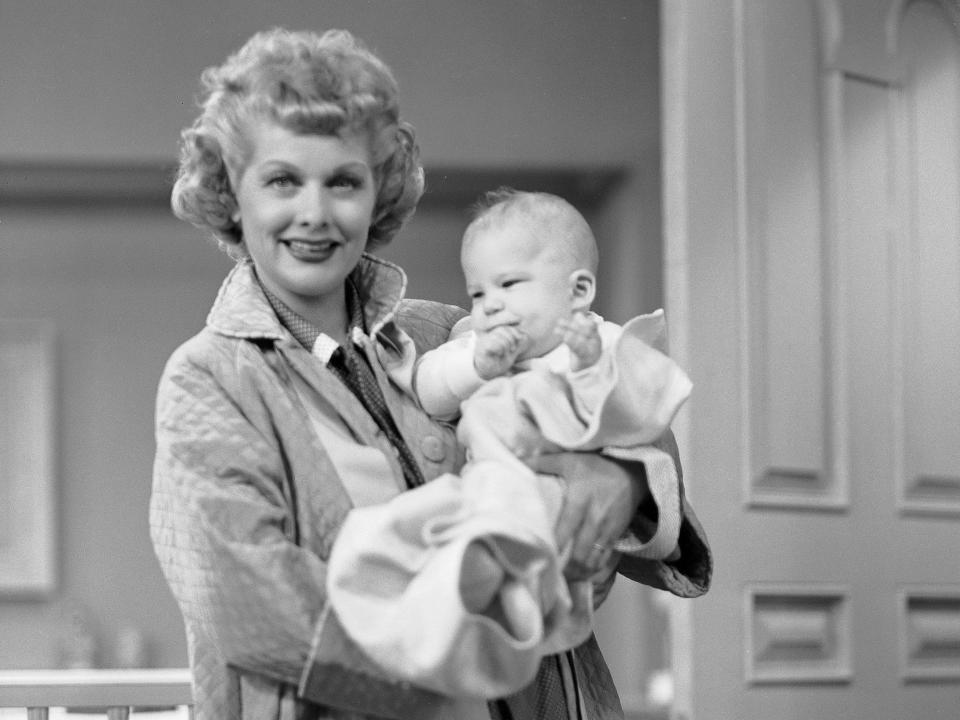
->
[0,2,958,719]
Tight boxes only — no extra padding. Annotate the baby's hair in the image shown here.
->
[171,27,423,255]
[465,187,599,273]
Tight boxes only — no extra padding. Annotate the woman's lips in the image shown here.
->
[282,238,339,261]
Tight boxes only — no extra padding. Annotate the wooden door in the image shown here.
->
[661,1,960,717]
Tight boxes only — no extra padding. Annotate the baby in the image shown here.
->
[326,188,691,699]
[416,187,690,472]
[416,187,614,428]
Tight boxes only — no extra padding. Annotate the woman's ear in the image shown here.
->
[569,269,596,311]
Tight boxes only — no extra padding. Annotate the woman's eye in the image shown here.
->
[331,174,362,189]
[266,174,295,188]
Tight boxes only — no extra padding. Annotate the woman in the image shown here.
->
[149,27,711,720]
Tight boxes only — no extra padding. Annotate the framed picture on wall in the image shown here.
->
[0,320,57,597]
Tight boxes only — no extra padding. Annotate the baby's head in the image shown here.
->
[461,188,599,359]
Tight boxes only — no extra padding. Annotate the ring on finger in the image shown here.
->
[585,546,611,570]
[589,543,612,565]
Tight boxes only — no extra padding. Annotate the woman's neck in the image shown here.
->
[254,269,353,346]
[298,292,351,346]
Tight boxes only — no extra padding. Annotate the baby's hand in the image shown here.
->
[558,313,602,371]
[474,325,526,379]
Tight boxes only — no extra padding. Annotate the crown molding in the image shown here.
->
[0,161,625,209]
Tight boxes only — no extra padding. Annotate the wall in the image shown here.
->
[0,0,659,168]
[0,0,664,701]
[0,203,233,669]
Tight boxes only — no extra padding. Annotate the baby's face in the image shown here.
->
[461,222,575,360]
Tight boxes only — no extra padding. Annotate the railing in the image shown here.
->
[0,669,192,719]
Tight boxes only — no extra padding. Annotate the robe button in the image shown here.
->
[420,435,446,462]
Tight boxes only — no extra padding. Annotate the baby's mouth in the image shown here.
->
[479,320,517,333]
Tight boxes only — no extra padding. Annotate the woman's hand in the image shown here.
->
[531,451,648,581]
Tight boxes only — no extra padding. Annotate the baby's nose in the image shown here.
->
[482,295,504,313]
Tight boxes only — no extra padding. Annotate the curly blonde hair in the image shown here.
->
[171,27,424,254]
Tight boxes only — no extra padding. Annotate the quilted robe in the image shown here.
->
[149,256,712,720]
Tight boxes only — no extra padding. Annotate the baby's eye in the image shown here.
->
[501,279,522,289]
[468,291,484,302]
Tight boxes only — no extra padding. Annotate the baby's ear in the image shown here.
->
[569,269,596,311]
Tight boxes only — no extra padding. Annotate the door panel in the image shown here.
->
[662,1,960,718]
[898,0,960,517]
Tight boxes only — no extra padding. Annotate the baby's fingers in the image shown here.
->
[570,312,598,335]
[493,325,526,353]
[558,314,592,338]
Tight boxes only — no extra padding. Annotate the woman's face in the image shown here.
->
[232,119,377,321]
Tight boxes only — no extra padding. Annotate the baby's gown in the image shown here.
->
[325,311,692,699]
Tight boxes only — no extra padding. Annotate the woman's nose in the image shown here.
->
[297,186,330,229]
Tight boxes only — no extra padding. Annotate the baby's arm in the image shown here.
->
[414,322,526,420]
[560,315,614,426]
[557,313,603,372]
[414,333,487,420]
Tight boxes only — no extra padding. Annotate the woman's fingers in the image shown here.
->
[533,451,637,580]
